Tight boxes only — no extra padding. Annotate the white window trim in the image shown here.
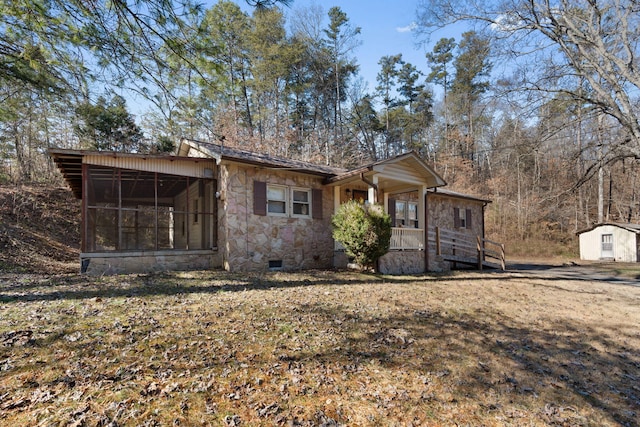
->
[459,208,467,229]
[266,184,312,219]
[395,201,406,227]
[291,187,312,219]
[267,184,289,217]
[408,202,418,228]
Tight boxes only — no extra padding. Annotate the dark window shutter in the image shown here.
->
[466,209,472,229]
[454,207,460,228]
[388,198,396,225]
[254,181,267,216]
[312,189,323,219]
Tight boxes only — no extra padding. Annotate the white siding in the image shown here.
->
[579,225,639,262]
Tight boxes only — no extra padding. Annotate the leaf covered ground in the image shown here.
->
[0,185,80,273]
[1,269,639,426]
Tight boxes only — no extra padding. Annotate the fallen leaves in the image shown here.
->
[0,269,639,426]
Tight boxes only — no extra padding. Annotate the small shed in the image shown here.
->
[577,223,640,262]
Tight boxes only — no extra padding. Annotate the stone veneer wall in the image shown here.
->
[426,192,485,271]
[80,250,220,275]
[378,250,425,275]
[218,163,335,272]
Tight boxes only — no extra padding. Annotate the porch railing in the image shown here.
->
[390,227,424,250]
[335,227,425,251]
[429,226,506,270]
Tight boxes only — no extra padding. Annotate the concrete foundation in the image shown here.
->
[80,250,221,275]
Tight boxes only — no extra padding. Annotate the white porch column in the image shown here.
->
[383,192,389,214]
[334,185,341,213]
[368,175,378,204]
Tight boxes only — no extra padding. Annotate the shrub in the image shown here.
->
[331,200,392,271]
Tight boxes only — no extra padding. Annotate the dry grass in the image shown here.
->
[1,269,639,426]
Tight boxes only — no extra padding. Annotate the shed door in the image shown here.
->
[601,234,614,258]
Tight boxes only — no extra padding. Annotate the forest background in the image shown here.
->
[2,0,640,258]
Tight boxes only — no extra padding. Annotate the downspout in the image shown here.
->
[360,173,378,203]
[482,201,488,261]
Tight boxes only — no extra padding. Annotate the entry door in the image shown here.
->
[601,234,614,258]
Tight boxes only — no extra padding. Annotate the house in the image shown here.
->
[49,138,497,275]
[577,223,640,262]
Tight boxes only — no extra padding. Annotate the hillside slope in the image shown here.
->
[0,185,80,273]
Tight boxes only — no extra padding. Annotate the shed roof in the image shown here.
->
[49,148,214,199]
[577,222,640,235]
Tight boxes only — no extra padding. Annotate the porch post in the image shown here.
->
[383,192,389,214]
[81,163,88,253]
[367,175,378,204]
[334,185,341,213]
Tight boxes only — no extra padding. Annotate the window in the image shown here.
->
[255,181,320,219]
[268,260,283,270]
[408,203,418,228]
[458,208,467,228]
[292,188,311,217]
[601,234,614,257]
[454,207,472,229]
[395,201,406,227]
[267,185,287,215]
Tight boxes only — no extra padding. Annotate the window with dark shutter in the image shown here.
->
[466,209,472,229]
[253,181,267,216]
[312,189,323,219]
[454,207,461,228]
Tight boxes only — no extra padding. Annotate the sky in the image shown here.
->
[229,0,465,95]
[127,0,465,117]
[278,0,441,94]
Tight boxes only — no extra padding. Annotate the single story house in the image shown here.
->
[50,138,494,275]
[577,223,640,262]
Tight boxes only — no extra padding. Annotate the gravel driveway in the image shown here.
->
[505,261,640,287]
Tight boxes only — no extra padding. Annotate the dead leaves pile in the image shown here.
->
[1,270,639,426]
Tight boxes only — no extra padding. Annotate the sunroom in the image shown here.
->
[50,149,220,274]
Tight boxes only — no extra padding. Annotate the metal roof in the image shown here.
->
[49,149,215,199]
[428,188,492,204]
[577,222,640,235]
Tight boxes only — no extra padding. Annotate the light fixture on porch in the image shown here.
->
[345,188,351,196]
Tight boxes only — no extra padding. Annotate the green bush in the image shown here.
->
[331,200,392,271]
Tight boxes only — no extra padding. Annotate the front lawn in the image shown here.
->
[1,270,638,426]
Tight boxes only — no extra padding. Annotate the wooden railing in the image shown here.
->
[390,227,424,250]
[429,226,505,270]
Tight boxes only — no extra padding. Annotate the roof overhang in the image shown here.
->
[49,148,215,199]
[325,151,447,192]
[179,138,344,178]
[576,222,640,235]
[428,188,492,205]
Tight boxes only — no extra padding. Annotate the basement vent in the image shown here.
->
[268,260,283,270]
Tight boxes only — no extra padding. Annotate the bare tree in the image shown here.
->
[416,0,640,171]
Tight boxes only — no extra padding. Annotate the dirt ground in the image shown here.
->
[1,264,638,426]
